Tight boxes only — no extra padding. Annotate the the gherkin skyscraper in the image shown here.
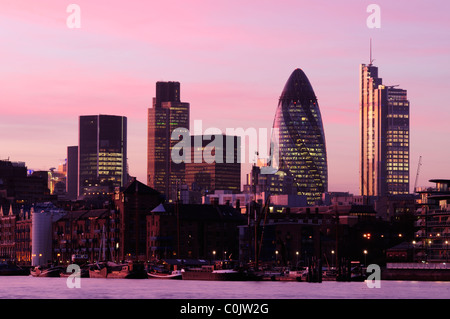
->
[272,68,328,205]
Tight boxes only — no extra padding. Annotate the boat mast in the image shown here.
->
[101,224,106,261]
[176,180,180,258]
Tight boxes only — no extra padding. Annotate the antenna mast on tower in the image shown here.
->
[369,38,375,66]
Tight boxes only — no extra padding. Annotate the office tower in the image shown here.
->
[78,115,127,198]
[360,62,410,196]
[272,68,328,205]
[66,146,78,200]
[185,135,241,195]
[147,81,190,201]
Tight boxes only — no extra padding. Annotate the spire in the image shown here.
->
[8,204,13,217]
[369,38,375,66]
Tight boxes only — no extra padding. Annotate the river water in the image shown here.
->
[0,276,449,299]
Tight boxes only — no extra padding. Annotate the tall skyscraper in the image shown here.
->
[78,115,127,198]
[360,62,410,196]
[272,68,328,205]
[147,81,190,201]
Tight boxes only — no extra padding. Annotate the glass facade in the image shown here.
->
[147,82,190,201]
[360,63,410,196]
[385,88,410,195]
[78,115,127,197]
[272,68,328,205]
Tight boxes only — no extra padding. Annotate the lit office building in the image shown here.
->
[78,115,127,198]
[360,63,410,196]
[147,81,190,201]
[272,68,328,205]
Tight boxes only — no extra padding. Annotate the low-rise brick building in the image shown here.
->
[147,203,245,261]
[52,208,119,264]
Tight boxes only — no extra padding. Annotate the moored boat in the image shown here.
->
[59,266,90,278]
[30,266,63,277]
[88,263,108,278]
[181,260,260,281]
[88,261,147,279]
[148,269,182,280]
[181,265,247,281]
[0,257,29,276]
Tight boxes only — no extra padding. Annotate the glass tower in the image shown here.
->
[360,63,410,196]
[78,115,127,198]
[272,68,328,205]
[147,81,190,201]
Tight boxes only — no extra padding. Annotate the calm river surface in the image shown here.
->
[0,276,449,299]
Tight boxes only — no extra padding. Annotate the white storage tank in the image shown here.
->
[31,203,65,266]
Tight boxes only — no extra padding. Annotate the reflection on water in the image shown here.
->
[0,276,449,299]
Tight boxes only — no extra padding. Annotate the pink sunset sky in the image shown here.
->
[0,0,449,194]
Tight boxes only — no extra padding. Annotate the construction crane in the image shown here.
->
[414,156,422,193]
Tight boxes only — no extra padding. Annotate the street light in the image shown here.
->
[363,250,368,266]
[275,250,279,265]
[446,241,449,263]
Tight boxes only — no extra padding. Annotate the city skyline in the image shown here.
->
[1,1,449,195]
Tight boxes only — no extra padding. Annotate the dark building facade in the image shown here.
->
[415,179,450,262]
[272,69,328,205]
[147,203,245,261]
[185,135,241,195]
[360,63,410,196]
[66,146,78,201]
[147,81,190,201]
[78,115,127,198]
[52,208,117,264]
[114,179,164,261]
[243,165,295,196]
[0,160,50,205]
[0,205,32,264]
